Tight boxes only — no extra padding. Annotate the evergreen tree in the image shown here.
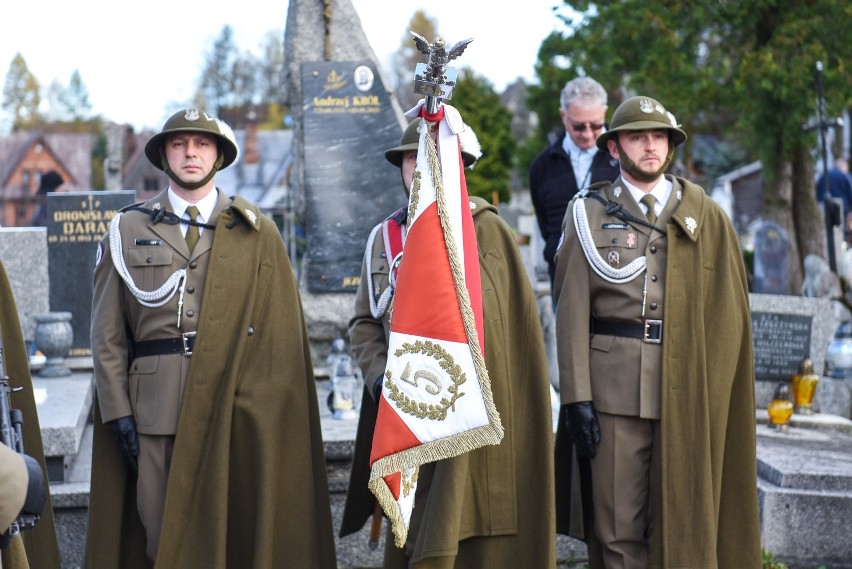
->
[1,53,41,130]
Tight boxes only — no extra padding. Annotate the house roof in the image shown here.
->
[214,129,292,208]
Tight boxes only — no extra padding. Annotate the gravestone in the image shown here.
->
[750,293,839,408]
[302,61,405,293]
[0,228,49,343]
[46,191,136,357]
[283,0,407,364]
[752,220,791,294]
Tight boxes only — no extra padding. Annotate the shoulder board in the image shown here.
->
[119,201,148,213]
[225,195,262,231]
[469,196,496,217]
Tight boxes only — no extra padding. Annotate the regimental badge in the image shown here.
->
[185,108,200,121]
[153,202,162,210]
[639,99,654,114]
[607,249,620,267]
[685,216,697,234]
[626,232,636,248]
[469,201,477,210]
[613,186,622,198]
[244,209,257,224]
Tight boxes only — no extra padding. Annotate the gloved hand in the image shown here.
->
[20,454,45,517]
[373,375,383,402]
[107,415,139,474]
[563,401,601,459]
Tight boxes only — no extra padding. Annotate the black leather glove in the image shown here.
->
[563,401,601,459]
[107,415,139,474]
[20,454,45,517]
[373,375,383,402]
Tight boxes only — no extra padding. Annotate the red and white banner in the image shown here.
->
[368,102,504,548]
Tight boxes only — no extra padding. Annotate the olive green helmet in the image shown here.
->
[384,118,478,168]
[596,96,687,152]
[144,108,240,171]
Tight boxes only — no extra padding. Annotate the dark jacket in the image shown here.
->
[529,133,619,290]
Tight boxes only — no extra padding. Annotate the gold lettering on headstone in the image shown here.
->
[47,194,120,244]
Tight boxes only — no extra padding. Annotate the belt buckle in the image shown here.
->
[182,331,196,356]
[643,320,662,344]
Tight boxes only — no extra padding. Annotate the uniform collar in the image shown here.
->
[168,187,219,224]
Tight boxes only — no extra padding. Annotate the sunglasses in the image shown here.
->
[570,121,604,132]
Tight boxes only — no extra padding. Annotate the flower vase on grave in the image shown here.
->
[34,312,73,377]
[331,354,361,420]
[825,321,852,379]
[767,382,794,430]
[792,357,819,415]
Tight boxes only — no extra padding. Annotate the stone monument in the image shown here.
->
[45,190,136,357]
[283,0,407,365]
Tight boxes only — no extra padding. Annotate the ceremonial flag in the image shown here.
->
[368,102,504,548]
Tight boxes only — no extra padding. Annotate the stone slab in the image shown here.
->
[757,424,852,567]
[0,228,49,343]
[33,372,93,483]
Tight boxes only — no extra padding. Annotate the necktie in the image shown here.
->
[185,206,200,253]
[640,194,657,226]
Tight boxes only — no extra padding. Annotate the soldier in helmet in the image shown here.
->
[87,108,336,568]
[340,118,556,568]
[553,96,760,568]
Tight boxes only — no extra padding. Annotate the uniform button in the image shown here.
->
[650,245,657,253]
[650,302,658,310]
[187,285,195,293]
[186,310,195,318]
[146,256,153,263]
[247,327,255,336]
[611,238,617,244]
[189,261,198,269]
[651,274,657,282]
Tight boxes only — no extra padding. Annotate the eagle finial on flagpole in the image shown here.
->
[410,31,473,114]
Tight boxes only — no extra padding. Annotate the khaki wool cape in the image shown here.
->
[0,261,61,569]
[85,196,336,569]
[555,177,761,568]
[341,198,556,568]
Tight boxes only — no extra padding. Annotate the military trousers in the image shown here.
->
[590,412,661,569]
[137,433,175,562]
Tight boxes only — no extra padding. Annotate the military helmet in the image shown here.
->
[144,108,240,171]
[596,96,687,152]
[384,118,478,168]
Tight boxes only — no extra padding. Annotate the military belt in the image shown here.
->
[134,332,196,357]
[592,319,662,344]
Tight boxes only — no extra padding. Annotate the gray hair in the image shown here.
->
[560,77,608,111]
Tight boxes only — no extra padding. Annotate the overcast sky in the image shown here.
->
[0,0,567,132]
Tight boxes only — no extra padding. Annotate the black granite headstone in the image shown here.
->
[752,220,791,295]
[46,191,136,356]
[302,61,406,293]
[751,311,812,381]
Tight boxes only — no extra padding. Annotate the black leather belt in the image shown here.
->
[592,319,662,344]
[134,332,196,357]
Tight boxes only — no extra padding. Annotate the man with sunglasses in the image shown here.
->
[529,77,620,293]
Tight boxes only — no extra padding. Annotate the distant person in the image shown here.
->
[529,76,620,292]
[29,170,64,227]
[816,157,852,235]
[340,118,556,568]
[0,259,60,569]
[86,108,336,568]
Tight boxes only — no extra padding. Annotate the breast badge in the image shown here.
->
[607,249,620,267]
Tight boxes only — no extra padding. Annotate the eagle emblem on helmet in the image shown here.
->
[639,99,654,113]
[184,109,200,121]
